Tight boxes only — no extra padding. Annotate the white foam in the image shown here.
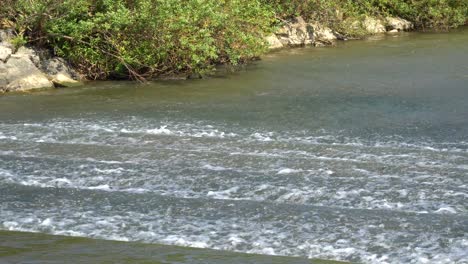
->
[146,126,173,135]
[83,158,124,164]
[40,218,53,227]
[251,133,274,142]
[87,184,112,191]
[277,189,308,203]
[87,124,115,132]
[2,221,19,229]
[2,117,468,264]
[228,234,246,246]
[51,178,73,187]
[161,235,210,249]
[119,128,132,133]
[277,168,301,175]
[434,207,457,214]
[2,204,467,264]
[192,130,228,138]
[202,164,229,171]
[0,135,17,140]
[93,168,125,174]
[207,187,240,199]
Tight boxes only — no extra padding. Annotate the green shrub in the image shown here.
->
[5,0,274,80]
[264,0,468,33]
[1,0,466,80]
[356,0,468,30]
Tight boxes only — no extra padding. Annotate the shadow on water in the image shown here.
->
[0,231,348,264]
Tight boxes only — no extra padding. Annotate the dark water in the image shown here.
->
[0,231,340,264]
[1,28,467,263]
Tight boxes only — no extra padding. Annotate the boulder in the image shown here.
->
[51,73,82,87]
[276,16,314,46]
[363,17,386,34]
[4,55,54,92]
[0,62,7,92]
[265,34,283,50]
[311,23,337,42]
[386,17,414,31]
[0,29,82,92]
[0,45,12,62]
[0,29,14,42]
[42,57,82,87]
[16,46,41,68]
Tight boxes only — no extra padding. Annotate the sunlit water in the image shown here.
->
[1,28,467,263]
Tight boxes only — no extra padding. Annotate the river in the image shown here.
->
[1,28,467,263]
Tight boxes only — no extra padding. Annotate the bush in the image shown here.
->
[5,0,274,80]
[355,0,468,30]
[264,0,468,32]
[1,0,467,80]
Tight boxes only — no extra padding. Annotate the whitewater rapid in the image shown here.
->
[1,117,467,263]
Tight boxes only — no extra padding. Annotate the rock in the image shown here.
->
[276,16,314,46]
[42,57,82,87]
[311,23,337,42]
[16,46,41,68]
[313,41,328,47]
[386,17,414,31]
[387,29,399,34]
[0,45,12,62]
[310,23,337,47]
[0,30,82,92]
[4,55,54,92]
[0,29,14,42]
[363,17,386,34]
[0,41,14,51]
[51,73,82,87]
[0,78,6,91]
[0,62,7,91]
[265,34,283,50]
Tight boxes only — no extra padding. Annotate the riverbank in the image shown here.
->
[1,0,467,92]
[0,15,411,93]
[0,29,83,93]
[264,15,414,50]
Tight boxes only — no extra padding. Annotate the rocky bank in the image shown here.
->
[1,16,413,93]
[0,29,82,93]
[266,16,414,49]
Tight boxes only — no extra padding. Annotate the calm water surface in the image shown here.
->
[1,28,467,263]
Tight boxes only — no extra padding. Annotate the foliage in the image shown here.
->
[1,0,466,80]
[264,0,468,31]
[3,0,274,79]
[353,0,468,30]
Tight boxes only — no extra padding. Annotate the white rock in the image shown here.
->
[0,45,12,62]
[265,34,283,50]
[363,17,386,34]
[276,16,314,46]
[5,56,54,92]
[311,23,337,41]
[15,46,41,67]
[42,57,82,87]
[386,17,414,31]
[0,29,14,42]
[52,73,81,87]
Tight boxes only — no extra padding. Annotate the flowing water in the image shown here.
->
[1,28,468,263]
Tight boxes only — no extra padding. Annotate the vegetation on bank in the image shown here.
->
[1,0,467,80]
[268,0,468,31]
